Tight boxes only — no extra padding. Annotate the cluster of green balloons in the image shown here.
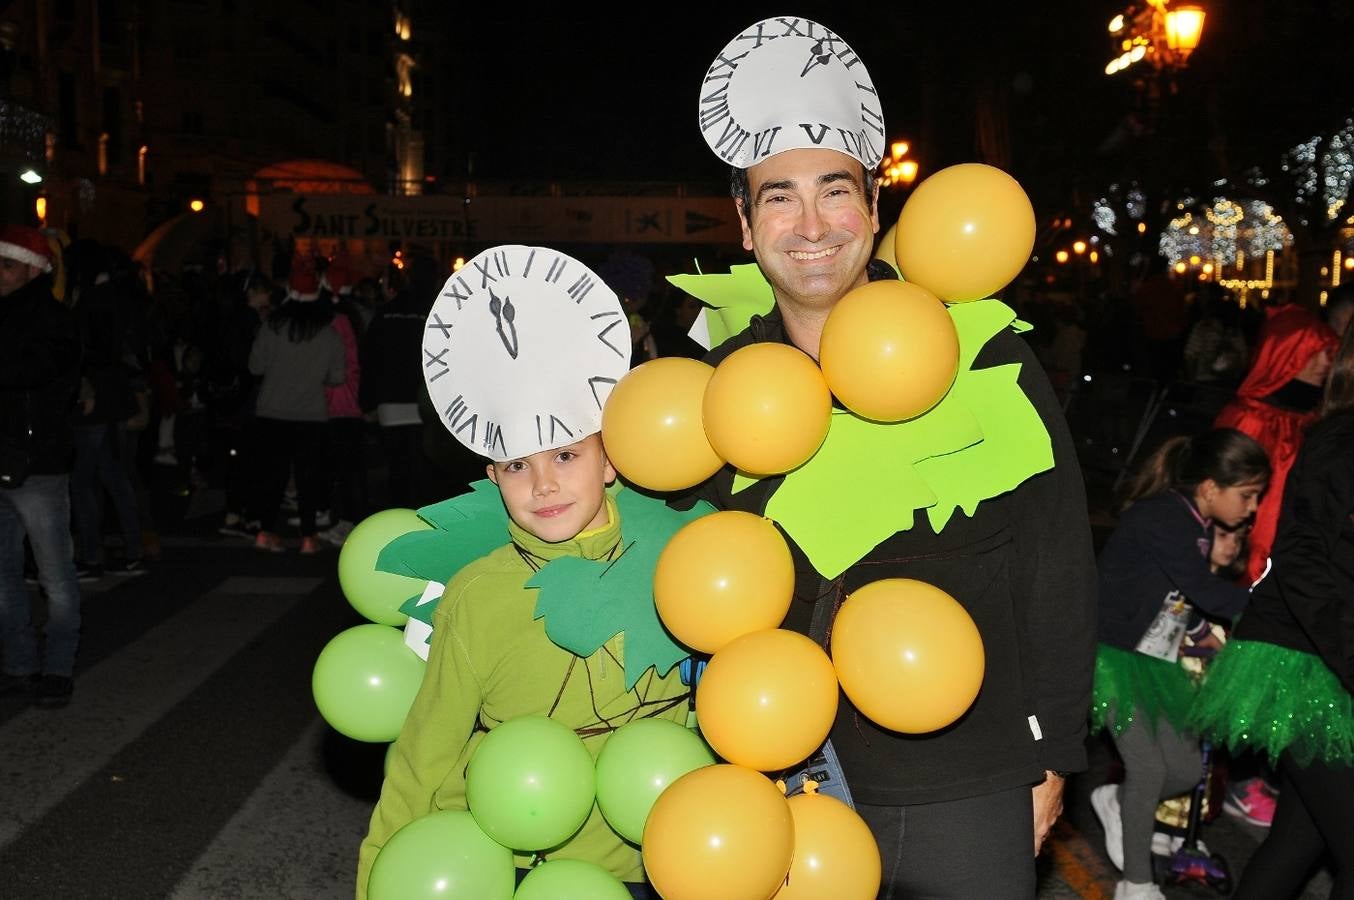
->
[313,508,433,743]
[368,715,716,900]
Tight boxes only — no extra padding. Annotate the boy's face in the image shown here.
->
[486,434,616,544]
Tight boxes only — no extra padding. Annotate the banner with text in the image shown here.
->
[259,194,743,246]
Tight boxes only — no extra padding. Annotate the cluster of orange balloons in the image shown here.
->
[641,764,882,900]
[602,342,832,487]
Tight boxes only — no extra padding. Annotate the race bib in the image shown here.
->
[1135,590,1190,663]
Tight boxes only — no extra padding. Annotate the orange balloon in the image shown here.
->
[830,578,985,734]
[601,357,726,492]
[874,220,900,274]
[654,511,794,654]
[773,793,882,900]
[894,163,1036,302]
[702,343,831,476]
[642,764,794,900]
[819,280,960,422]
[695,629,839,771]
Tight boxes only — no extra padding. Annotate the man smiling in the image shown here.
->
[678,16,1098,898]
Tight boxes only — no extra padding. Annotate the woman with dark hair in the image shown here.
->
[247,255,345,553]
[1191,325,1354,899]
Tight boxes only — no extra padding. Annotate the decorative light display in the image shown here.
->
[1282,119,1354,226]
[1160,196,1291,274]
[1093,198,1118,235]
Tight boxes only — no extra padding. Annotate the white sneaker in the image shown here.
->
[1113,881,1166,900]
[317,520,354,547]
[1151,831,1210,857]
[1091,783,1124,870]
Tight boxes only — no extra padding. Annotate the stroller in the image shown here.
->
[1151,642,1233,894]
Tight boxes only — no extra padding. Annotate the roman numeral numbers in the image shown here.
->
[473,249,513,288]
[587,375,617,410]
[535,414,575,448]
[860,103,885,138]
[714,117,751,163]
[441,277,471,310]
[592,311,626,359]
[699,83,730,133]
[426,313,452,340]
[443,394,478,444]
[544,254,567,284]
[423,347,450,382]
[704,49,749,82]
[567,273,596,303]
[752,126,782,160]
[483,420,507,457]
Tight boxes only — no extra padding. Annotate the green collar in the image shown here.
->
[506,495,622,566]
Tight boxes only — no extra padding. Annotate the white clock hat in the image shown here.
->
[698,15,886,170]
[421,245,631,462]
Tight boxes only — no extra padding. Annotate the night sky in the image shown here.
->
[445,3,1354,219]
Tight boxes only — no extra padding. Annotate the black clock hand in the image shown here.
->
[488,287,520,359]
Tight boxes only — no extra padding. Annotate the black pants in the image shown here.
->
[251,418,327,535]
[321,417,369,523]
[1234,753,1354,900]
[856,785,1036,899]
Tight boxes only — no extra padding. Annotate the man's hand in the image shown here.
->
[1032,771,1065,855]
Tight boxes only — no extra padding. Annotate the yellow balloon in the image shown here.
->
[642,764,794,900]
[773,793,882,900]
[830,578,985,734]
[601,357,726,492]
[894,163,1036,302]
[654,511,794,654]
[695,629,839,772]
[874,220,900,274]
[819,280,960,422]
[702,343,831,476]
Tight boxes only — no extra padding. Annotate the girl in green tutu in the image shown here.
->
[1191,326,1354,899]
[1091,428,1270,900]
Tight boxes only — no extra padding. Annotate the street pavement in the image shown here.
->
[0,473,1336,899]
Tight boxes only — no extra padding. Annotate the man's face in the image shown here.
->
[736,148,880,317]
[0,258,39,297]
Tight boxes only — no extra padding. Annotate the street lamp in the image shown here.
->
[1104,1,1207,76]
[878,140,918,189]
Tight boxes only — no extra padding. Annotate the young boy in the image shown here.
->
[355,247,691,900]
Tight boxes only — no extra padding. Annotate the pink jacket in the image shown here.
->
[325,313,362,419]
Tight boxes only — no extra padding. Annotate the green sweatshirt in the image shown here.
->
[356,498,691,898]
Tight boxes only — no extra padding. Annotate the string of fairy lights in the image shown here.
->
[1077,118,1354,301]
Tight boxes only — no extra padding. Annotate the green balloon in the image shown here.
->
[514,859,633,900]
[337,508,432,625]
[594,718,716,844]
[312,624,425,742]
[466,715,596,851]
[368,809,514,900]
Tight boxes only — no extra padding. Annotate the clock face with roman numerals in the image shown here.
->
[421,245,631,462]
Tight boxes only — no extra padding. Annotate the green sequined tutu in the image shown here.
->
[1189,639,1354,767]
[1091,643,1197,736]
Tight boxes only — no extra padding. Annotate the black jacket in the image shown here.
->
[359,295,430,412]
[684,298,1098,805]
[1235,409,1354,694]
[0,274,83,476]
[1097,491,1251,650]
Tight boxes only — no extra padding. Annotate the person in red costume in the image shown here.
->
[1213,304,1338,584]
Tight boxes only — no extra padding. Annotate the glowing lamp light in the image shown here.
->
[1164,6,1206,52]
[891,141,909,159]
[1137,222,1147,234]
[1108,13,1125,32]
[1073,240,1087,255]
[188,198,205,213]
[35,196,46,222]
[1174,261,1188,274]
[1344,256,1354,270]
[899,160,919,184]
[452,256,466,271]
[1055,250,1070,264]
[19,169,42,185]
